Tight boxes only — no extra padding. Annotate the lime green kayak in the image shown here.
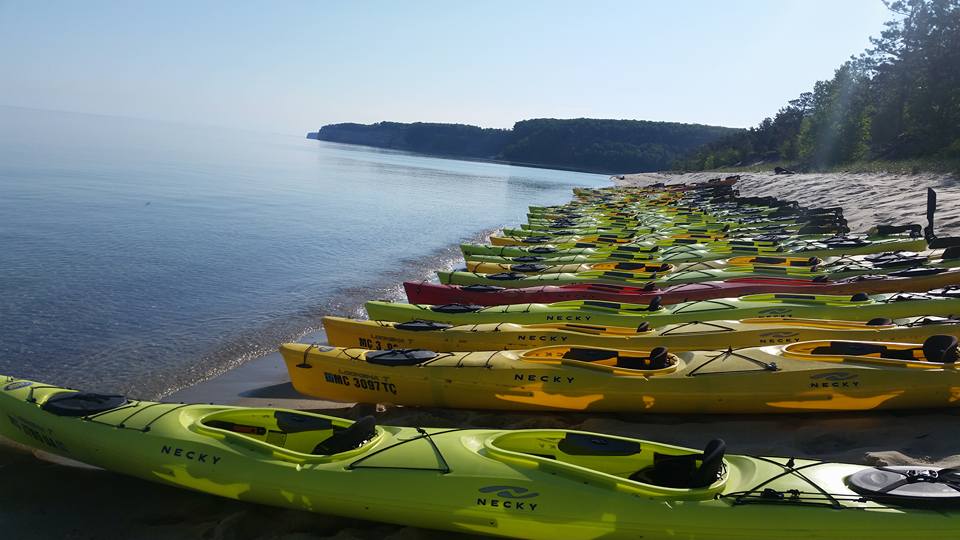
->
[437,265,826,288]
[365,291,960,326]
[2,376,959,539]
[463,235,927,262]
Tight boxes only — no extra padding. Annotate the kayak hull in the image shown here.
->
[404,271,960,305]
[322,316,960,352]
[281,343,960,414]
[5,375,959,538]
[365,293,960,327]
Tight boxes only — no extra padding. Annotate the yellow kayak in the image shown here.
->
[321,315,960,352]
[281,335,960,413]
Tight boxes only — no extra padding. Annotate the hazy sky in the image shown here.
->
[0,1,894,135]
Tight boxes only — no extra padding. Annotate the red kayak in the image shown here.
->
[403,268,960,305]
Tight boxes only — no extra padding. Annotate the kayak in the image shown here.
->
[365,291,960,326]
[280,335,960,413]
[404,269,960,305]
[462,235,927,261]
[464,260,686,275]
[463,256,821,275]
[321,315,960,352]
[437,264,830,289]
[7,376,960,538]
[439,256,952,288]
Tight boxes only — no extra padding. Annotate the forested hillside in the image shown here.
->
[313,122,511,158]
[311,119,739,173]
[678,0,960,171]
[499,119,735,172]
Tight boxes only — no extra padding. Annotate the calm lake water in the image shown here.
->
[0,107,606,397]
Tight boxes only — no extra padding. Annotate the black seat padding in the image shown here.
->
[691,439,726,487]
[616,347,671,370]
[562,348,618,362]
[630,439,726,488]
[810,341,917,361]
[313,416,377,455]
[41,392,128,417]
[923,335,959,363]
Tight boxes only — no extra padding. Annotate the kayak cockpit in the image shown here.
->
[783,335,959,367]
[195,409,380,461]
[521,345,679,374]
[523,322,656,336]
[485,430,727,498]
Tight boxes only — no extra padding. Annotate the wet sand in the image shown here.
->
[4,169,960,538]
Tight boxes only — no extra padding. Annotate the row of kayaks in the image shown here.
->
[4,178,960,538]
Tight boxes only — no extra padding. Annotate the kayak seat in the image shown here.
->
[529,246,558,254]
[629,439,725,488]
[41,392,129,417]
[808,336,958,363]
[923,335,959,363]
[312,416,377,455]
[560,347,673,370]
[366,349,439,366]
[616,347,671,370]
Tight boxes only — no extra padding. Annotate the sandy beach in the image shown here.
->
[4,169,960,539]
[616,171,960,235]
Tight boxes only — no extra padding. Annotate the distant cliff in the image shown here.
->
[311,119,741,173]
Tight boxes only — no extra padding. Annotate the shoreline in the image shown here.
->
[614,170,959,235]
[311,138,626,175]
[166,329,350,410]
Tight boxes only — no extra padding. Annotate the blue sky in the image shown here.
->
[0,1,894,134]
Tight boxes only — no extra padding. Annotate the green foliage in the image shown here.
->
[314,119,739,173]
[678,0,960,171]
[316,122,511,158]
[497,118,736,172]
